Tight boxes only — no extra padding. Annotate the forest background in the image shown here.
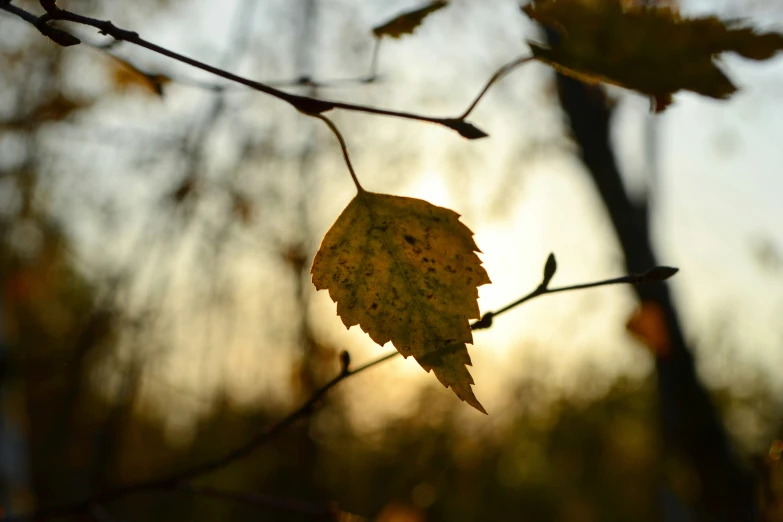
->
[1,0,783,520]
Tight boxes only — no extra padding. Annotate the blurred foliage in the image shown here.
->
[372,1,448,40]
[523,0,783,111]
[1,0,783,521]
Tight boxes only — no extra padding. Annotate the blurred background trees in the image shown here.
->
[1,0,782,520]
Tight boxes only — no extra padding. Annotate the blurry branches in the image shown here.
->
[547,31,760,521]
[3,253,676,521]
[1,0,493,139]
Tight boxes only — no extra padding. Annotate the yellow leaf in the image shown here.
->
[522,0,783,111]
[372,1,448,39]
[311,191,490,413]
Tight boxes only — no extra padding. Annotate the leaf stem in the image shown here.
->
[459,55,532,119]
[369,37,382,80]
[317,114,365,193]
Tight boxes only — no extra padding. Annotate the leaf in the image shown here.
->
[108,56,170,97]
[311,191,491,413]
[626,301,670,358]
[522,0,783,111]
[372,1,448,39]
[29,94,90,123]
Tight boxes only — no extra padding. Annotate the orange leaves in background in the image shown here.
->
[522,0,783,111]
[108,56,170,97]
[626,300,671,357]
[311,191,490,413]
[372,1,448,39]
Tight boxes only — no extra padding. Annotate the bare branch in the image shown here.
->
[1,251,676,521]
[0,1,79,46]
[317,114,365,192]
[471,253,678,330]
[0,1,491,137]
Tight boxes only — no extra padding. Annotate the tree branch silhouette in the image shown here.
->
[1,0,493,138]
[1,253,676,521]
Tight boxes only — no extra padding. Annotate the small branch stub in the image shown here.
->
[542,253,557,288]
[472,312,494,331]
[339,351,351,374]
[640,266,679,282]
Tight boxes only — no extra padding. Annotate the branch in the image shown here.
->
[1,253,675,522]
[0,0,79,46]
[458,55,532,120]
[316,114,365,192]
[0,349,388,522]
[0,0,490,138]
[471,253,679,330]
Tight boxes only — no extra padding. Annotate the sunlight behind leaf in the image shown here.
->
[311,191,490,413]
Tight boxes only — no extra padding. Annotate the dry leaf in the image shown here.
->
[626,300,670,357]
[109,56,170,97]
[372,1,448,39]
[311,191,490,413]
[30,94,89,123]
[522,0,783,111]
[231,192,254,226]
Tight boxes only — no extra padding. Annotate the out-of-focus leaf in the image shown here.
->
[108,55,170,97]
[311,191,490,413]
[522,0,783,111]
[169,176,198,205]
[372,1,448,39]
[231,192,254,226]
[282,243,308,274]
[626,300,670,357]
[29,94,90,123]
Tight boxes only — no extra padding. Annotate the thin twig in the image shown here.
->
[369,37,382,80]
[0,350,387,522]
[317,114,364,192]
[471,254,678,330]
[0,1,488,138]
[0,0,79,45]
[459,55,532,119]
[1,253,676,521]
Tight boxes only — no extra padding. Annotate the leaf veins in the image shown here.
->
[311,191,491,413]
